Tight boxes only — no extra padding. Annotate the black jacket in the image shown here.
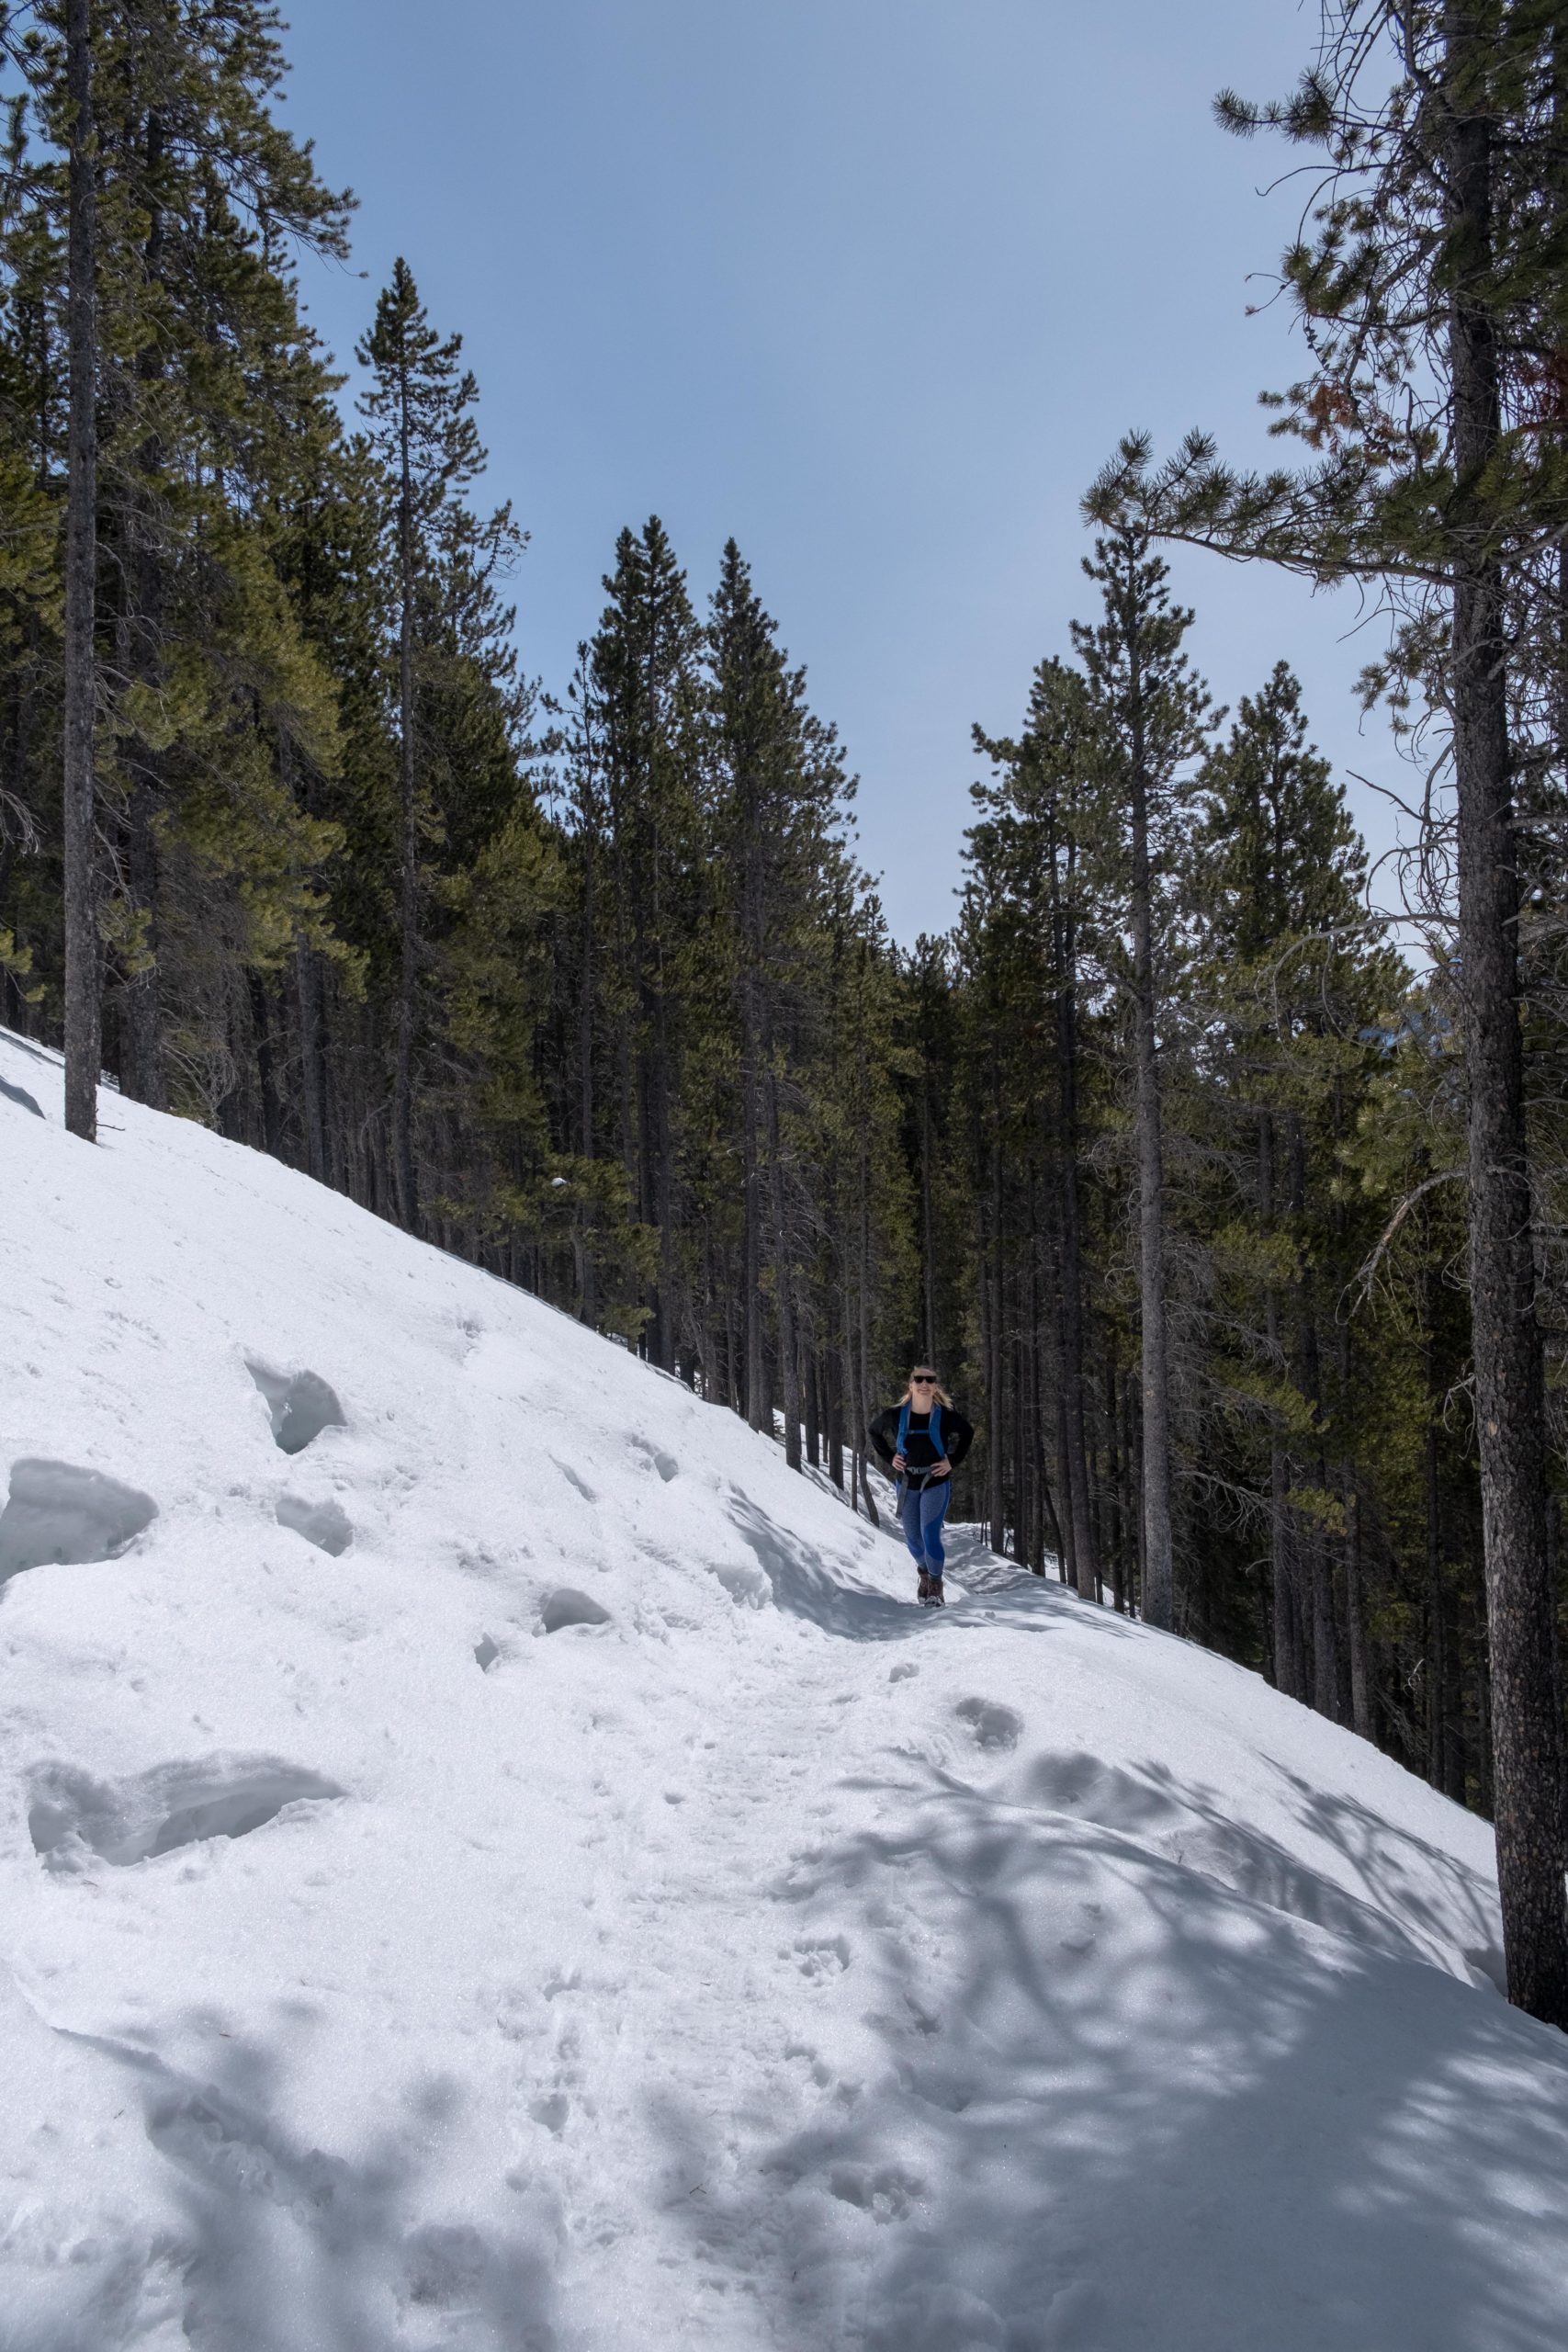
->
[868,1401,975,1491]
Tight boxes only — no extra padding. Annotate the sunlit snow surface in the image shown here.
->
[3,1023,1567,2352]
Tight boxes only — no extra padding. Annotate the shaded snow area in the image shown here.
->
[3,1026,1568,2352]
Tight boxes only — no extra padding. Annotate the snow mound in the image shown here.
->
[2,1023,1567,2352]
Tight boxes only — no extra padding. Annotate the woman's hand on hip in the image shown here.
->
[892,1453,907,1473]
[931,1457,951,1479]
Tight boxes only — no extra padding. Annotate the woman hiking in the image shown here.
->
[868,1369,975,1607]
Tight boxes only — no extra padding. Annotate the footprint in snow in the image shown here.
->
[628,1436,680,1483]
[555,1460,596,1503]
[794,1934,852,1981]
[954,1696,1024,1752]
[828,2161,923,2222]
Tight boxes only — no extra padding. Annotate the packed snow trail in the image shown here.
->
[3,1025,1568,2352]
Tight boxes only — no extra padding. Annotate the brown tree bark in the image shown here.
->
[766,1063,802,1469]
[62,0,101,1142]
[1051,828,1099,1600]
[1123,612,1175,1628]
[393,366,421,1232]
[1446,22,1568,2023]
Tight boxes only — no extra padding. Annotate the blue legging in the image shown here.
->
[898,1479,951,1576]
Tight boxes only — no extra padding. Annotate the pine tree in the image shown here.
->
[969,657,1104,1596]
[3,0,350,1129]
[359,259,491,1229]
[1196,662,1393,1710]
[1090,0,1568,2024]
[708,537,852,1460]
[1073,519,1212,1629]
[588,518,705,1370]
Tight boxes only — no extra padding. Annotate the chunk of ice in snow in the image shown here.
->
[247,1361,344,1454]
[0,1457,157,1585]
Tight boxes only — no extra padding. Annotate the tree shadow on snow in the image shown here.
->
[1016,1747,1501,1981]
[728,1495,927,1643]
[52,2012,559,2352]
[726,1496,1097,1647]
[645,1760,1568,2352]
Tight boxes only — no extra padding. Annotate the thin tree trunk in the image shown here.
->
[1344,1476,1371,1741]
[122,775,165,1106]
[1126,641,1174,1628]
[1447,28,1568,2024]
[827,1337,844,1492]
[1052,839,1099,1599]
[393,371,420,1231]
[296,940,329,1184]
[1426,1410,1448,1792]
[1260,1109,1301,1699]
[120,110,168,1113]
[62,0,100,1142]
[249,972,283,1160]
[1108,1357,1127,1613]
[920,1075,937,1361]
[743,1015,765,1430]
[987,1123,1005,1552]
[853,1040,879,1529]
[576,832,597,1328]
[766,1066,801,1469]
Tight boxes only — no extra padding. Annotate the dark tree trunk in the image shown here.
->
[1259,1110,1301,1699]
[766,1066,801,1469]
[295,941,330,1185]
[827,1340,844,1492]
[1126,645,1174,1628]
[1447,28,1568,2023]
[742,1024,765,1430]
[578,804,598,1316]
[1108,1357,1127,1613]
[919,1077,937,1361]
[120,109,168,1113]
[393,377,420,1233]
[1427,1413,1449,1792]
[62,0,100,1142]
[1344,1476,1371,1741]
[249,972,283,1161]
[1052,845,1099,1600]
[1054,1320,1077,1588]
[122,775,165,1108]
[987,1115,1005,1552]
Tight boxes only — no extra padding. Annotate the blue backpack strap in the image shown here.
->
[896,1400,911,1457]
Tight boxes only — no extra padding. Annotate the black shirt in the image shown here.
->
[867,1402,976,1489]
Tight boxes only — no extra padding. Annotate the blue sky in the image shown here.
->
[280,0,1407,944]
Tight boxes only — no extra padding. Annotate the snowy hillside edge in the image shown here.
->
[4,1023,1568,2352]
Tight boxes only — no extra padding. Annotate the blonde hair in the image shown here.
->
[898,1367,953,1408]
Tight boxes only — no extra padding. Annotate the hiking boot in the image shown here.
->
[917,1571,932,1603]
[927,1578,945,1608]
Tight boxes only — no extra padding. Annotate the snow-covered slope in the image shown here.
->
[3,1024,1567,2352]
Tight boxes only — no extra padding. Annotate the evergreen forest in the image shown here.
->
[6,3,1568,2019]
